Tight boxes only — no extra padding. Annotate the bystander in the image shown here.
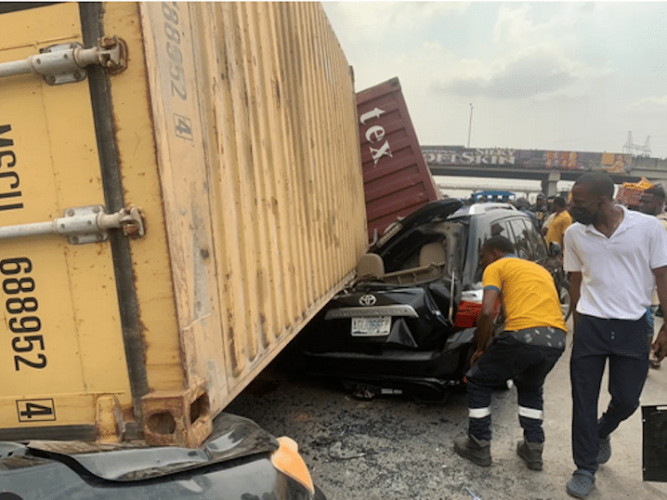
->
[545,196,572,248]
[563,172,667,498]
[639,185,667,369]
[531,193,549,230]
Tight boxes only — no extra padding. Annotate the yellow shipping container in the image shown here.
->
[0,2,366,446]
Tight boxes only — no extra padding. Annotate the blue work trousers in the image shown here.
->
[466,333,565,442]
[570,314,650,473]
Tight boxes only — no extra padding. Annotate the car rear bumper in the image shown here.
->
[298,327,476,383]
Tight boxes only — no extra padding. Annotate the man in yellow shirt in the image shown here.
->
[454,236,567,470]
[546,196,572,248]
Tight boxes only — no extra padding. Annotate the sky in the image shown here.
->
[322,2,667,163]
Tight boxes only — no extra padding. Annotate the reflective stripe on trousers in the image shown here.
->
[519,406,544,420]
[469,407,491,419]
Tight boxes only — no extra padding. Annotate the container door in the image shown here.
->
[0,3,134,440]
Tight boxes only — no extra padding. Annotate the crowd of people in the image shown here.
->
[454,172,667,499]
[462,191,575,248]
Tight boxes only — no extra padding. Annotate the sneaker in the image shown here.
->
[517,439,544,471]
[597,434,611,464]
[566,469,595,498]
[454,435,491,467]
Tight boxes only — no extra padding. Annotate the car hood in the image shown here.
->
[370,199,463,252]
[8,412,278,482]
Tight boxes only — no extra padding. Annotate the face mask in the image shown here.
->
[569,202,598,225]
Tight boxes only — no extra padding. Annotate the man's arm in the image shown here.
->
[569,271,582,332]
[652,265,667,361]
[471,288,499,365]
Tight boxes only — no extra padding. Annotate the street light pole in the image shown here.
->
[467,103,473,148]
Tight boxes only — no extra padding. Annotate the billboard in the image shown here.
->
[422,146,633,174]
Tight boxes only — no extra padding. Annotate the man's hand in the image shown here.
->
[652,325,667,362]
[476,288,499,351]
[569,271,582,332]
[470,348,485,368]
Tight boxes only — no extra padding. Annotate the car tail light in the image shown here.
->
[454,296,482,328]
[454,289,500,328]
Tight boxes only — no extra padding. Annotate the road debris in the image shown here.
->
[328,441,365,460]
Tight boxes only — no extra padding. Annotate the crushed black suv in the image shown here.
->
[293,199,567,400]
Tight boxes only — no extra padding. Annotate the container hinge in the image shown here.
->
[0,36,128,86]
[0,205,145,245]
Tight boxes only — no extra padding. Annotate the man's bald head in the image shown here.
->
[573,172,615,199]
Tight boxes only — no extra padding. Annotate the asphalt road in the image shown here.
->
[226,318,667,500]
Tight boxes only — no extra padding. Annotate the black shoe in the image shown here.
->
[454,435,491,467]
[517,440,544,471]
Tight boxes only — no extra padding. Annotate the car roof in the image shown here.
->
[448,202,519,218]
[371,199,463,251]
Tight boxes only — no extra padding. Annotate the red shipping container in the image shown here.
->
[357,77,441,243]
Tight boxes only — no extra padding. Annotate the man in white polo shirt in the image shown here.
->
[563,172,667,498]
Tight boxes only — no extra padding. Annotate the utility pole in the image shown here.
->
[467,103,473,148]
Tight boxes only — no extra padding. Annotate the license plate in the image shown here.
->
[351,317,391,337]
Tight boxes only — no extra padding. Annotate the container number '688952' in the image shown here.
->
[162,2,186,101]
[1,257,45,371]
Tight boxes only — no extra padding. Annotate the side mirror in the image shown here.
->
[549,242,562,257]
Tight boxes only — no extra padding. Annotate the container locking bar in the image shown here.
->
[0,36,128,85]
[0,205,145,245]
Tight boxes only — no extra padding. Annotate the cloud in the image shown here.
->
[323,2,667,156]
[431,45,586,99]
[629,95,667,109]
[492,3,586,49]
[426,3,612,100]
[327,2,470,35]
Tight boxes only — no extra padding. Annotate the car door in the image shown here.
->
[522,217,550,265]
[506,217,533,260]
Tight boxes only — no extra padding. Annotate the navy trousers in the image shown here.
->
[570,314,651,473]
[466,332,565,442]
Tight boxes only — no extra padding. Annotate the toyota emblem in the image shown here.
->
[359,294,377,306]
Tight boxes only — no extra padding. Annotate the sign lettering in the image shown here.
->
[16,398,55,422]
[0,257,46,372]
[422,146,633,173]
[359,108,393,166]
[0,125,23,212]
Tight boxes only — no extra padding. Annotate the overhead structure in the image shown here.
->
[623,131,652,157]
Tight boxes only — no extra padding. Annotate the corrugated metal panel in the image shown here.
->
[356,77,441,242]
[0,2,135,442]
[0,1,366,446]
